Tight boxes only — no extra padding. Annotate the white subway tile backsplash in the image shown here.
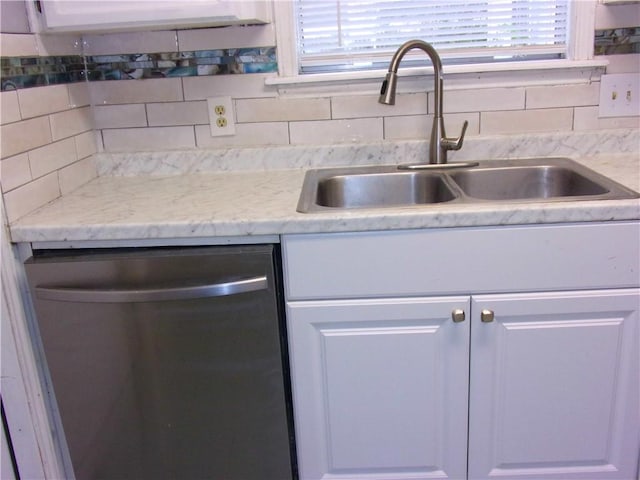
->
[0,153,31,192]
[74,131,98,159]
[183,74,274,101]
[83,31,178,55]
[574,106,640,130]
[195,122,289,148]
[95,130,105,153]
[449,113,480,137]
[0,33,38,56]
[36,34,82,56]
[67,82,91,108]
[0,91,21,125]
[29,138,77,179]
[384,112,480,141]
[290,118,383,145]
[177,25,276,52]
[481,108,574,135]
[18,85,71,119]
[4,172,59,223]
[102,126,196,152]
[58,157,98,195]
[147,101,209,126]
[601,54,640,74]
[595,4,640,29]
[89,78,183,105]
[0,116,52,159]
[383,114,429,140]
[526,84,600,109]
[94,104,147,129]
[332,93,427,119]
[235,98,330,123]
[431,87,525,114]
[50,106,93,141]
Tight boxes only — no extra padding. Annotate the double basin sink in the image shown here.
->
[297,157,639,213]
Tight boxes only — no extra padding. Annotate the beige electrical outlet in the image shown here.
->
[207,97,236,136]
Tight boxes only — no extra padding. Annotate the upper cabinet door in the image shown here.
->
[33,0,271,33]
[469,289,640,480]
[287,296,471,480]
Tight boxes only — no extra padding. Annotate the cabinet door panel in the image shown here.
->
[287,297,470,480]
[469,289,639,480]
[38,0,269,32]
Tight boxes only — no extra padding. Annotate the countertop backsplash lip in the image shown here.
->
[95,128,640,177]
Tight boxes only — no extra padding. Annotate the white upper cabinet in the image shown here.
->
[31,0,271,33]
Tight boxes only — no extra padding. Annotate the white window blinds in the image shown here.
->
[295,0,569,73]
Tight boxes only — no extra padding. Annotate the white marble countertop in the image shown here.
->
[9,132,640,245]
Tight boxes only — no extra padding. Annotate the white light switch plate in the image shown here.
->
[207,96,236,136]
[599,73,640,118]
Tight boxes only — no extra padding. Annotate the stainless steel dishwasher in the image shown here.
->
[25,245,296,480]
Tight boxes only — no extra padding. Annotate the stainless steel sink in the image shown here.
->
[448,165,609,201]
[297,158,639,213]
[317,171,457,208]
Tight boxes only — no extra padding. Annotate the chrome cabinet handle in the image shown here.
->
[481,309,495,323]
[451,309,466,323]
[35,276,268,303]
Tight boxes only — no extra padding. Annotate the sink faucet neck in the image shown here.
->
[388,40,443,118]
[379,40,468,165]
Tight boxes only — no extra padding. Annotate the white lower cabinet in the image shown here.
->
[282,223,640,480]
[468,290,639,480]
[287,290,639,480]
[287,296,471,480]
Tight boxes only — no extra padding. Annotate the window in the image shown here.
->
[269,0,602,88]
[295,0,569,74]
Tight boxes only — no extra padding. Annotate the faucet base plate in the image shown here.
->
[397,161,479,171]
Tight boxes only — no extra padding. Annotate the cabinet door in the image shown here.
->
[469,289,639,480]
[37,0,269,32]
[287,296,470,480]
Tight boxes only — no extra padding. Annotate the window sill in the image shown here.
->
[265,59,609,96]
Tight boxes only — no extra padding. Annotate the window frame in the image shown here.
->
[268,0,606,92]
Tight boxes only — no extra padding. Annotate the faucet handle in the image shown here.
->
[442,120,468,151]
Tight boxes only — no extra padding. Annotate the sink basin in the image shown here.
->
[297,158,639,213]
[448,165,608,201]
[316,171,457,208]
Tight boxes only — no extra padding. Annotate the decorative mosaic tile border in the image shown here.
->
[2,27,637,92]
[595,27,640,56]
[86,47,277,81]
[1,47,277,91]
[1,55,86,91]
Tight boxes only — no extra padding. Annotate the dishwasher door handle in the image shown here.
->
[35,275,268,303]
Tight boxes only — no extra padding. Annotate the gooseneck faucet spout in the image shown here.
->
[379,40,468,166]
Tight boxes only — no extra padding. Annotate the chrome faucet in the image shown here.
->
[379,40,469,167]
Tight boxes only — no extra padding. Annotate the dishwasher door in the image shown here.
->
[25,245,295,480]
